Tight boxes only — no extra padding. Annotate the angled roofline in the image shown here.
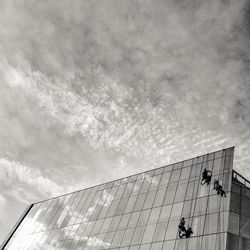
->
[232,169,250,188]
[32,146,235,205]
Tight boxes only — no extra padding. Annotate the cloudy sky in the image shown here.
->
[0,0,250,244]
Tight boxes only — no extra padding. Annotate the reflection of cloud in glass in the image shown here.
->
[145,174,159,185]
[9,216,48,249]
[84,236,110,249]
[75,189,114,223]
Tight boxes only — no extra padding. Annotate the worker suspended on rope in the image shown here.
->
[178,218,186,238]
[185,226,193,238]
[213,179,227,197]
[201,168,212,185]
[178,218,193,239]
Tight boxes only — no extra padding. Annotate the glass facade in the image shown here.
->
[2,147,243,250]
[227,171,250,250]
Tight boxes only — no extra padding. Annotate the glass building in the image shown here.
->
[2,147,250,250]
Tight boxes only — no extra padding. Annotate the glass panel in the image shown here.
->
[227,233,239,250]
[165,220,178,240]
[137,209,150,226]
[131,226,146,245]
[163,164,173,172]
[163,183,177,205]
[99,217,112,234]
[240,237,250,250]
[123,182,135,198]
[141,224,157,244]
[143,191,156,209]
[170,202,183,221]
[174,183,188,203]
[109,215,122,231]
[107,200,120,217]
[183,159,193,167]
[154,168,164,175]
[228,212,239,235]
[162,240,175,249]
[151,242,163,250]
[117,213,131,230]
[133,193,147,211]
[132,180,144,195]
[153,221,168,242]
[103,231,115,248]
[114,184,127,200]
[139,244,151,250]
[153,188,166,207]
[111,230,125,248]
[115,197,129,215]
[148,207,161,225]
[179,166,191,182]
[241,196,250,218]
[91,219,104,235]
[186,180,199,201]
[159,172,171,188]
[140,178,151,193]
[169,169,181,183]
[240,215,250,239]
[173,162,183,170]
[120,228,135,247]
[128,211,140,228]
[159,205,172,222]
[124,195,138,213]
[182,200,193,218]
[205,213,218,234]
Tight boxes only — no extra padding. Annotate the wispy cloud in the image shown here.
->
[0,0,249,244]
[0,158,67,196]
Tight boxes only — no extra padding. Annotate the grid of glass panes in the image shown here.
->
[227,179,250,250]
[5,148,234,250]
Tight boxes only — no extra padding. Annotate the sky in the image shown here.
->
[0,0,250,244]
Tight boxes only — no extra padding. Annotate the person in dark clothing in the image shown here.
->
[213,179,220,191]
[178,218,186,232]
[178,218,186,238]
[201,168,212,185]
[217,185,227,197]
[185,227,193,238]
[214,179,226,197]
